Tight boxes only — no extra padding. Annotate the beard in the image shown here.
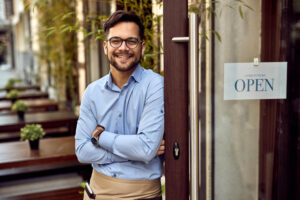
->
[108,49,142,72]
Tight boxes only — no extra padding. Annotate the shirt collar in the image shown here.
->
[105,64,144,90]
[105,72,114,90]
[130,64,143,83]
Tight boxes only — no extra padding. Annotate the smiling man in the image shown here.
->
[75,10,165,200]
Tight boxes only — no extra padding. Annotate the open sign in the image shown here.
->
[224,62,287,100]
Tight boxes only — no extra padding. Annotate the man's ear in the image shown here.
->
[103,41,108,55]
[141,42,146,56]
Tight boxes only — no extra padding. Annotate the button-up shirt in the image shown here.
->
[75,65,164,180]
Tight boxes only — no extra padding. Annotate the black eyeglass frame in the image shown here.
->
[107,36,143,49]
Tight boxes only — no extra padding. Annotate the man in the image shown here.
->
[75,10,164,200]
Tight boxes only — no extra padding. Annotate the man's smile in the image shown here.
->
[113,53,134,62]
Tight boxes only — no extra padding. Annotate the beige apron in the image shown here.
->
[84,170,161,200]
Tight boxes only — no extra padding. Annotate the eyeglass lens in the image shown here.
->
[109,37,140,49]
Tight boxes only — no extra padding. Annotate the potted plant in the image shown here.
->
[4,78,22,92]
[6,89,19,103]
[12,100,29,119]
[20,124,45,150]
[4,82,14,92]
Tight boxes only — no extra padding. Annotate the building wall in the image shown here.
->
[0,0,6,19]
[11,0,33,80]
[214,1,261,200]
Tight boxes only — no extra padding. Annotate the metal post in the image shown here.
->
[189,13,199,200]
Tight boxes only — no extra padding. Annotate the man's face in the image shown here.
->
[103,22,145,72]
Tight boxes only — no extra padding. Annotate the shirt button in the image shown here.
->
[118,113,122,117]
[113,174,116,177]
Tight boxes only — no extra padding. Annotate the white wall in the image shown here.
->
[0,0,5,20]
[214,1,261,200]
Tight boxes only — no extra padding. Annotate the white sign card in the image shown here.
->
[224,62,287,100]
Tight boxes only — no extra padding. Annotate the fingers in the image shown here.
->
[156,150,164,156]
[156,140,165,156]
[158,144,165,151]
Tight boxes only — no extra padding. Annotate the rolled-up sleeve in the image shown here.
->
[75,87,126,164]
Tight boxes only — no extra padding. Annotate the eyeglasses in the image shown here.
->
[108,37,142,49]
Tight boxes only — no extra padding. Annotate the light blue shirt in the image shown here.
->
[75,65,164,180]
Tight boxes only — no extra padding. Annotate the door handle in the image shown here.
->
[172,13,200,200]
[172,37,189,42]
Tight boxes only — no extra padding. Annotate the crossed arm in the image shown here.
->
[75,79,165,164]
[92,126,165,156]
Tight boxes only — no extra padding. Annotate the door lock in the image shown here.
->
[173,142,180,160]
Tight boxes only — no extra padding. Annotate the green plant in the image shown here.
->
[189,0,253,42]
[12,100,29,112]
[20,124,45,141]
[24,0,78,108]
[6,90,19,99]
[116,0,163,72]
[4,82,13,91]
[78,182,86,195]
[4,78,22,91]
[161,183,165,196]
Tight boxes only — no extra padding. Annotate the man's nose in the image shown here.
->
[119,40,129,50]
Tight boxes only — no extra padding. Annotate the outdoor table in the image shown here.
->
[0,110,77,134]
[0,99,58,112]
[0,136,86,200]
[0,85,40,92]
[0,91,48,101]
[0,136,77,170]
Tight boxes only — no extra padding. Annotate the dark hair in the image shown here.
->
[104,10,144,40]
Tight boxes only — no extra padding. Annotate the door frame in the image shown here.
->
[259,0,299,200]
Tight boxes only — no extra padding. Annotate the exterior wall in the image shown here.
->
[0,0,5,19]
[29,4,41,86]
[213,1,261,200]
[7,0,34,82]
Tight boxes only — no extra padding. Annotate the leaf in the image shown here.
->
[46,27,56,31]
[207,7,211,19]
[84,31,94,38]
[234,0,244,3]
[24,3,31,11]
[225,5,235,10]
[211,30,222,42]
[243,4,254,11]
[95,36,104,41]
[62,12,75,20]
[239,5,244,19]
[206,6,217,19]
[80,182,86,188]
[200,33,209,41]
[46,29,56,38]
[59,24,68,29]
[60,26,70,33]
[78,191,84,195]
[189,4,199,14]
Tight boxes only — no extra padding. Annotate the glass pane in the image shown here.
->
[213,1,261,200]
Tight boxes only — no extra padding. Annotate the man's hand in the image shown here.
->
[92,126,105,138]
[156,139,165,156]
